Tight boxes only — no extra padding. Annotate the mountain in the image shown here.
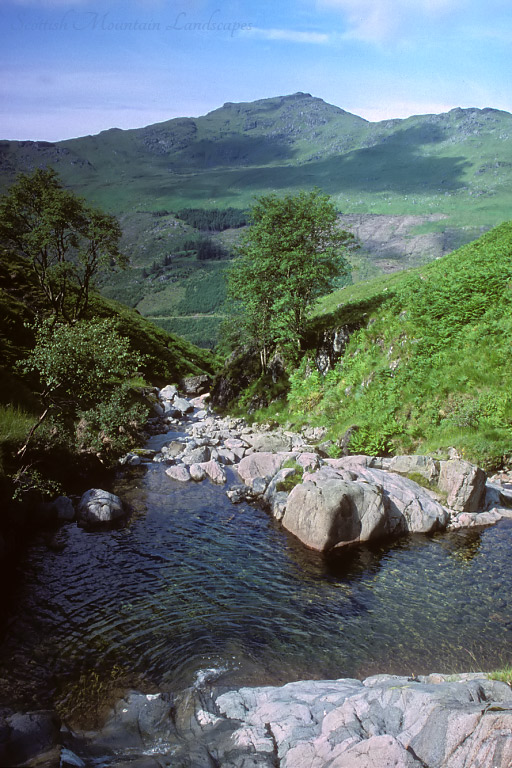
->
[2,93,512,345]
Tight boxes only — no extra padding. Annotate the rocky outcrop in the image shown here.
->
[60,673,512,767]
[210,673,512,768]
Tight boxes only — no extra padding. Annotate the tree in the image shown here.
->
[0,168,126,323]
[18,318,147,463]
[226,189,354,370]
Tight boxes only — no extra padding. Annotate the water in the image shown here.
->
[0,438,511,727]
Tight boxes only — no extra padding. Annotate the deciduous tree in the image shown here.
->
[0,168,126,322]
[227,189,354,369]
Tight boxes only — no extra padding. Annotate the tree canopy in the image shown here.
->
[0,168,126,323]
[226,189,354,370]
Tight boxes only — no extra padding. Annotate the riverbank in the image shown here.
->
[3,671,511,767]
[1,386,511,767]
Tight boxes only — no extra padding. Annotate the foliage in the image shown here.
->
[488,666,512,685]
[22,317,144,409]
[17,318,148,467]
[174,207,248,231]
[227,189,353,370]
[0,168,126,323]
[275,460,304,492]
[246,222,512,470]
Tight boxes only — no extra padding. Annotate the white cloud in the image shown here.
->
[247,27,330,44]
[316,0,468,42]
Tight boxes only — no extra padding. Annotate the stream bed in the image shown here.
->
[0,427,511,729]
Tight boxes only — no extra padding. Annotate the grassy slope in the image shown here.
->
[257,222,512,470]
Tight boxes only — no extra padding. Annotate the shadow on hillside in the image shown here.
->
[163,122,471,198]
[170,134,296,170]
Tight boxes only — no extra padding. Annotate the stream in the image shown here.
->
[0,424,511,730]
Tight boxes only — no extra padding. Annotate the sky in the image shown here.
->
[1,0,512,142]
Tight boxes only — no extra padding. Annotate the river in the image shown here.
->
[0,426,511,729]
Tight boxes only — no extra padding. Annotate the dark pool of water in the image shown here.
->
[0,445,511,725]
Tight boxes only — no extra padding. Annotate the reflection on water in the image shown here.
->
[0,451,511,725]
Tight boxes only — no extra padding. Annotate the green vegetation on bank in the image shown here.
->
[0,173,216,509]
[238,222,512,471]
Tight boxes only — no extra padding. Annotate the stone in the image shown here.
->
[189,463,207,482]
[438,459,487,512]
[180,374,211,396]
[210,675,512,768]
[161,440,186,458]
[386,454,439,482]
[182,446,211,465]
[200,459,227,485]
[165,465,191,482]
[0,710,61,767]
[171,396,194,416]
[77,489,124,526]
[158,384,178,400]
[282,474,387,551]
[237,452,294,491]
[245,433,293,453]
[216,447,236,465]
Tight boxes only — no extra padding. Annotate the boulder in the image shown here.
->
[438,459,487,512]
[200,459,227,485]
[158,384,178,401]
[165,465,191,483]
[212,675,512,768]
[77,489,124,526]
[385,454,439,482]
[161,440,186,459]
[180,375,211,396]
[182,446,211,465]
[170,397,194,417]
[245,433,292,453]
[237,452,294,492]
[189,463,207,482]
[282,473,387,551]
[0,710,61,767]
[326,460,449,535]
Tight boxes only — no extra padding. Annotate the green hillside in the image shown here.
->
[0,248,216,506]
[2,93,512,347]
[250,222,512,471]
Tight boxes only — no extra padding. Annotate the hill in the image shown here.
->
[239,222,512,471]
[2,93,512,345]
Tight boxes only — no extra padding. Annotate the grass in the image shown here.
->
[488,666,512,685]
[243,221,512,471]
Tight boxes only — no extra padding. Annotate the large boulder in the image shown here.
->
[327,460,449,534]
[280,462,449,551]
[383,454,439,482]
[213,674,512,768]
[165,465,191,483]
[438,459,487,512]
[77,489,125,526]
[282,471,387,551]
[180,375,211,396]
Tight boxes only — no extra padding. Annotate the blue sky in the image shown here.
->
[1,0,512,141]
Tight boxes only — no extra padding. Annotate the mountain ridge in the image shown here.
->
[1,92,511,346]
